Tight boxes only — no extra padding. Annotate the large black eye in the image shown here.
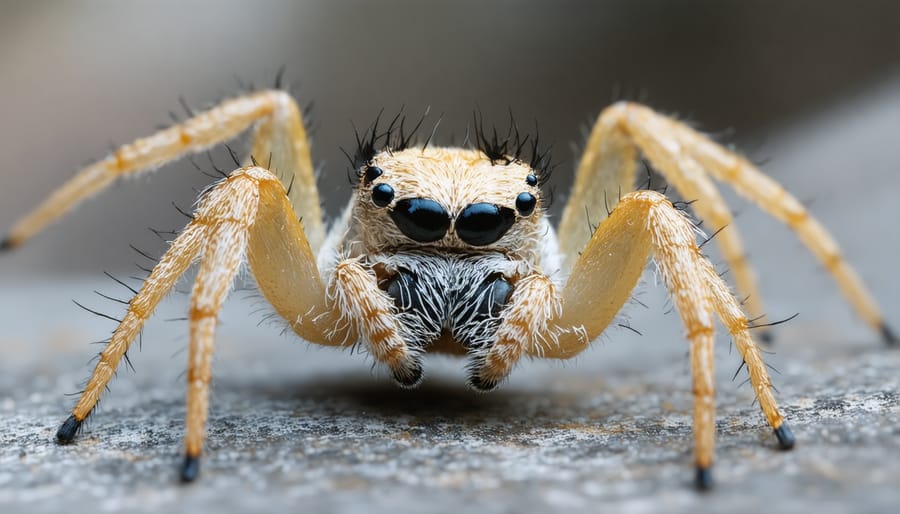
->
[389,198,451,242]
[371,183,394,207]
[455,203,516,246]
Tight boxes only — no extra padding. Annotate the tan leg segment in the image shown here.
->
[642,195,718,473]
[557,113,638,271]
[562,103,766,322]
[329,260,422,386]
[55,166,348,481]
[247,175,346,346]
[68,224,204,423]
[182,170,261,461]
[3,90,322,250]
[247,92,324,251]
[470,274,562,390]
[539,191,787,484]
[703,264,787,435]
[538,194,653,359]
[618,102,889,338]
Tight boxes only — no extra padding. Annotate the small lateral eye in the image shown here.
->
[365,166,383,183]
[515,192,536,216]
[525,174,537,186]
[372,183,394,207]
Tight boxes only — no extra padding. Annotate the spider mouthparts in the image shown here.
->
[774,422,795,450]
[694,466,713,491]
[180,455,201,483]
[56,414,83,444]
[881,323,898,347]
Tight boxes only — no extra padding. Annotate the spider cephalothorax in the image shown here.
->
[3,88,893,488]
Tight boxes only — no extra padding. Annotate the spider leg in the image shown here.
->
[658,106,894,344]
[55,166,348,482]
[468,274,561,391]
[560,105,767,334]
[328,260,424,387]
[560,102,893,344]
[534,191,790,490]
[2,89,325,253]
[56,222,204,443]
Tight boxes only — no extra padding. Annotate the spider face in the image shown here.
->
[354,147,543,254]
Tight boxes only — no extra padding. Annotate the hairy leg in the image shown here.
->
[55,166,348,481]
[468,274,561,391]
[56,223,204,442]
[328,259,424,387]
[559,102,892,343]
[537,191,789,489]
[2,89,324,252]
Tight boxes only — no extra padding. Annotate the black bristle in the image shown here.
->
[346,106,430,181]
[224,144,241,167]
[273,65,286,90]
[345,109,555,188]
[178,96,195,118]
[72,300,123,324]
[471,111,555,183]
[747,313,799,330]
[171,202,195,220]
[56,415,83,444]
[103,271,140,295]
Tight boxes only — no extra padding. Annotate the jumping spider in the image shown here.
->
[2,88,894,490]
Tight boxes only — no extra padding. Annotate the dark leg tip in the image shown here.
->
[774,422,795,450]
[881,324,898,347]
[757,330,774,346]
[56,415,82,444]
[467,372,500,392]
[180,455,200,483]
[391,360,424,389]
[695,466,714,491]
[0,237,14,252]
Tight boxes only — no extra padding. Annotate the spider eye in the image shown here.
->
[371,183,394,207]
[364,166,383,183]
[456,203,516,246]
[389,198,451,243]
[515,192,536,216]
[525,174,538,186]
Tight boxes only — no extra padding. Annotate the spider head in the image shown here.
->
[354,147,546,254]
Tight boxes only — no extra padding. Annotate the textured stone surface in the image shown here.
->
[0,275,897,514]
